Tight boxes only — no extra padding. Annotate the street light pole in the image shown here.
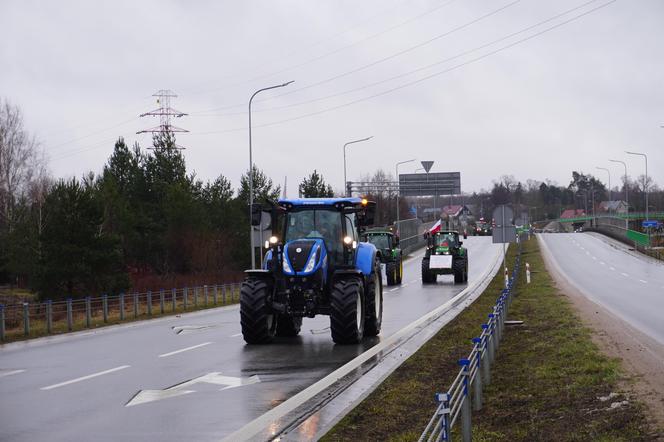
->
[609,159,628,229]
[596,166,611,214]
[343,136,373,197]
[248,80,294,269]
[626,150,649,223]
[395,159,416,232]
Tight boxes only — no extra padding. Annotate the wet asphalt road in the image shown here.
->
[539,232,664,344]
[0,237,502,442]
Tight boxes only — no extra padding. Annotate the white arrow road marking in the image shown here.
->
[171,325,217,335]
[158,342,212,358]
[125,372,261,407]
[41,365,130,390]
[0,369,26,378]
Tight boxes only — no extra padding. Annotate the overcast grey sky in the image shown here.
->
[1,0,662,195]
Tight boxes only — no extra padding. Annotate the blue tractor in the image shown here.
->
[241,197,383,344]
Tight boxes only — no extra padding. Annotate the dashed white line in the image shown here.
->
[621,273,629,278]
[388,288,399,293]
[158,342,212,358]
[600,261,606,266]
[610,267,616,271]
[639,279,648,284]
[41,365,130,390]
[592,256,597,261]
[230,333,242,337]
[585,251,590,256]
[0,369,25,379]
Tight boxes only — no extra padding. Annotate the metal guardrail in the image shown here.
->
[0,283,242,342]
[395,218,437,255]
[419,246,522,442]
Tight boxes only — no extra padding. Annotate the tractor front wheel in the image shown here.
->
[240,278,277,344]
[330,278,365,344]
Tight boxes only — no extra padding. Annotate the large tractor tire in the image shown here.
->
[276,314,302,337]
[421,258,435,284]
[386,261,397,286]
[396,256,403,284]
[240,278,276,344]
[453,257,466,284]
[330,278,365,344]
[364,259,383,336]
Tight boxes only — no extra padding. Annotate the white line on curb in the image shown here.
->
[41,365,130,390]
[0,369,25,378]
[158,342,212,358]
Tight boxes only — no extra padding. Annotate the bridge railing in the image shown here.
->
[419,244,522,442]
[0,283,242,342]
[395,218,437,255]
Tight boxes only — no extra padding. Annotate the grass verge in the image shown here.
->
[322,237,657,441]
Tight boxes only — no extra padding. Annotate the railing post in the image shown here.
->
[23,302,30,337]
[0,304,5,342]
[66,298,73,332]
[133,293,138,318]
[204,285,208,306]
[147,291,152,316]
[459,359,472,442]
[194,287,198,307]
[488,314,496,360]
[222,285,227,304]
[435,392,451,442]
[160,289,165,315]
[183,287,188,311]
[213,284,218,305]
[46,300,53,334]
[481,325,491,385]
[472,338,483,411]
[171,288,176,312]
[102,294,108,323]
[86,297,91,328]
[119,293,125,321]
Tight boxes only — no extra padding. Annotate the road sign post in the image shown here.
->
[492,205,516,288]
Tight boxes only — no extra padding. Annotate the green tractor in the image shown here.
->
[421,230,468,284]
[361,228,403,286]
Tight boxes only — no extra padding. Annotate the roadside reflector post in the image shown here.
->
[66,298,73,331]
[435,393,451,442]
[159,289,165,315]
[46,300,52,334]
[471,338,483,411]
[85,297,91,328]
[526,262,531,284]
[23,302,29,337]
[102,294,108,323]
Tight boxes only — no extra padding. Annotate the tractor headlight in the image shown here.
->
[269,236,278,244]
[283,257,293,274]
[343,236,352,245]
[303,245,319,273]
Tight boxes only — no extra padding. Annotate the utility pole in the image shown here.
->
[137,90,188,148]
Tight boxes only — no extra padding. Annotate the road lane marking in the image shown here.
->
[158,342,212,358]
[610,267,616,271]
[600,261,606,265]
[388,288,399,292]
[230,333,242,337]
[639,279,647,284]
[592,256,597,261]
[41,365,130,390]
[0,369,25,378]
[585,251,590,256]
[621,273,629,277]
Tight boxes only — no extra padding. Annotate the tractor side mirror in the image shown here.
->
[250,203,263,226]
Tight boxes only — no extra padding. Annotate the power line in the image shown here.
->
[191,0,617,136]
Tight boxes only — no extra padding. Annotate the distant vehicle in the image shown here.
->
[241,197,382,345]
[361,228,403,286]
[474,221,492,236]
[421,230,468,284]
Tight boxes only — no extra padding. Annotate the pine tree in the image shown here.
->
[299,170,334,198]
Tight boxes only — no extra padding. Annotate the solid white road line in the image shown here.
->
[41,365,130,390]
[0,369,26,378]
[158,342,212,358]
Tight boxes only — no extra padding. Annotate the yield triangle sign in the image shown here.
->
[421,161,434,173]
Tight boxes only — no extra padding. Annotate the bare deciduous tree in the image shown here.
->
[0,99,44,229]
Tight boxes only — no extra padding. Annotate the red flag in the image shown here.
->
[429,219,442,233]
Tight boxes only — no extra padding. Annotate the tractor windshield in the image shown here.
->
[284,209,344,260]
[366,234,391,249]
[435,233,457,247]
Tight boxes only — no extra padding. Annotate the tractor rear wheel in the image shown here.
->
[364,259,383,336]
[240,278,276,344]
[453,258,466,284]
[330,278,365,344]
[421,258,435,283]
[276,314,302,337]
